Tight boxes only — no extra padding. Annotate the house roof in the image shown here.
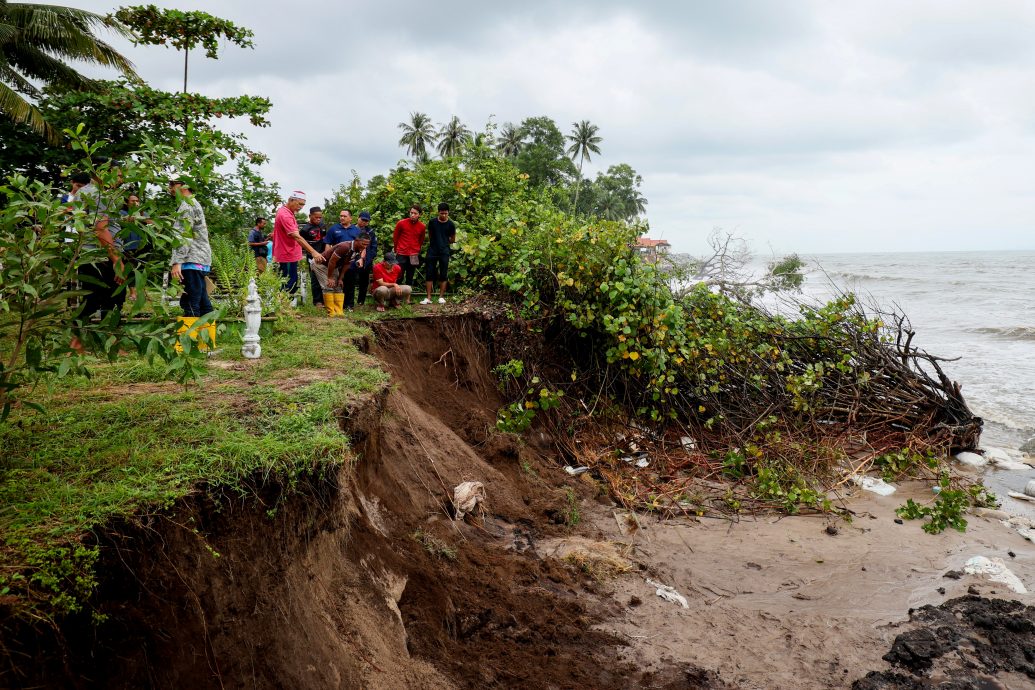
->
[634,237,671,248]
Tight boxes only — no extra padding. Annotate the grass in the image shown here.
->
[0,315,388,624]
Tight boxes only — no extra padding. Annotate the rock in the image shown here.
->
[943,570,963,580]
[1027,480,1035,498]
[954,451,987,467]
[1007,491,1035,503]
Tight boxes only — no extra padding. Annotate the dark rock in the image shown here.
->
[943,570,963,580]
[894,518,904,525]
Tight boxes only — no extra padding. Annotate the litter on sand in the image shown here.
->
[452,481,486,520]
[851,475,897,496]
[954,452,987,468]
[962,556,1027,594]
[646,578,689,608]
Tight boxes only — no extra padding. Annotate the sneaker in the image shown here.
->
[437,297,446,304]
[420,298,432,305]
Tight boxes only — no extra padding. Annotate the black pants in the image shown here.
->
[342,267,367,308]
[309,264,324,305]
[399,257,420,286]
[278,261,299,294]
[78,261,125,321]
[355,268,371,305]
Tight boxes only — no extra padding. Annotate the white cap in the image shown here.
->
[288,190,306,201]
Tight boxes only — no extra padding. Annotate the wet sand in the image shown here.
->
[566,481,1035,689]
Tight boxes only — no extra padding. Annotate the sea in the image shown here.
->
[793,250,1034,511]
[795,250,1034,449]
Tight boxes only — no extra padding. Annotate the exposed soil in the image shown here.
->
[854,596,1035,689]
[6,313,1035,689]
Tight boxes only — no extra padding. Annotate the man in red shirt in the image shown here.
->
[392,204,425,286]
[272,190,324,303]
[369,252,411,311]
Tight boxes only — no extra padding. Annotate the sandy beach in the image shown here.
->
[536,480,1035,689]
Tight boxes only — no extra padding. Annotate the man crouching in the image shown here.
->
[312,232,370,316]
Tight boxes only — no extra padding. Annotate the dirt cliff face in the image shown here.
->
[5,315,724,689]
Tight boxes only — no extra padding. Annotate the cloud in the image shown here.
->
[54,0,1035,253]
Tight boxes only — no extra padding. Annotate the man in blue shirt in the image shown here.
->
[343,211,378,308]
[324,209,354,248]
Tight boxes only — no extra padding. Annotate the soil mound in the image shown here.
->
[854,595,1035,689]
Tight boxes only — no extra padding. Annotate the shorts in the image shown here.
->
[425,254,449,283]
[308,258,343,293]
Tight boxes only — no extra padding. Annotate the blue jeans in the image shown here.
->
[180,269,213,317]
[278,261,299,294]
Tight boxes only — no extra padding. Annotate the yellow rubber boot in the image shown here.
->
[175,316,198,353]
[203,321,217,351]
[325,295,336,316]
[332,293,345,316]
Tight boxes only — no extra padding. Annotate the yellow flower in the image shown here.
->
[628,351,640,361]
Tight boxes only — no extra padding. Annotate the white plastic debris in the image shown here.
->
[621,456,633,464]
[963,556,1028,594]
[1002,516,1035,541]
[635,457,650,469]
[564,466,590,476]
[851,475,897,496]
[680,436,696,452]
[954,452,987,468]
[452,481,486,520]
[646,578,689,608]
[982,447,1032,471]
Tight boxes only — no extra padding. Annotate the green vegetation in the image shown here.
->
[0,317,386,622]
[0,2,136,143]
[896,474,999,534]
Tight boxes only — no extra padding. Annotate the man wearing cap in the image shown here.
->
[421,202,456,305]
[168,174,212,315]
[392,204,425,286]
[369,252,411,311]
[272,191,324,302]
[341,210,378,310]
[298,206,326,307]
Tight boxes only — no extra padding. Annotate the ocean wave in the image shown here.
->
[965,326,1035,341]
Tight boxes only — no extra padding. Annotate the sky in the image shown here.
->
[62,0,1035,254]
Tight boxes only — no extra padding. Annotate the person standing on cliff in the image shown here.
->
[168,174,212,320]
[342,211,378,310]
[421,202,456,305]
[248,217,269,274]
[272,191,324,304]
[299,206,327,307]
[393,204,425,287]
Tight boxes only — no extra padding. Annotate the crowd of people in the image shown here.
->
[249,193,457,314]
[62,161,213,352]
[62,175,454,356]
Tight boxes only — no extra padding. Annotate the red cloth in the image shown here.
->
[272,205,302,262]
[393,218,425,256]
[370,262,402,293]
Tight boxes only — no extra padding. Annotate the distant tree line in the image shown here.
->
[398,112,647,223]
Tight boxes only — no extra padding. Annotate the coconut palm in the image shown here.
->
[0,2,137,143]
[497,122,523,158]
[436,115,471,159]
[566,120,602,213]
[397,111,437,162]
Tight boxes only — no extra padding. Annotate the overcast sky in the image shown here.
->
[65,0,1035,254]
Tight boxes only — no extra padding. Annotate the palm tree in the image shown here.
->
[566,120,602,213]
[0,2,137,143]
[497,122,523,158]
[397,111,437,162]
[436,115,471,159]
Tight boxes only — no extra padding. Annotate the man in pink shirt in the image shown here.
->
[273,190,324,301]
